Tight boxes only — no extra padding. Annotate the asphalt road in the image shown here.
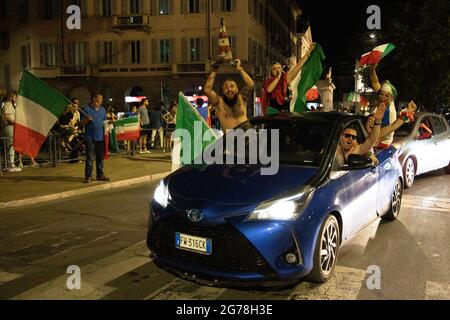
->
[0,169,449,300]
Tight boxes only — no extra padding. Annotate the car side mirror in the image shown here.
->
[345,154,374,170]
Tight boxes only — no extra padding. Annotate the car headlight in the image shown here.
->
[154,181,170,208]
[247,186,315,221]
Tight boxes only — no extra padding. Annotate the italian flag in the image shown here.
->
[115,116,140,141]
[347,92,369,106]
[172,93,219,170]
[359,43,395,66]
[14,70,70,158]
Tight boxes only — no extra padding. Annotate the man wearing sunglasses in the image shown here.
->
[336,103,387,166]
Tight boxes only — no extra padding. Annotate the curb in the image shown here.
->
[0,171,172,210]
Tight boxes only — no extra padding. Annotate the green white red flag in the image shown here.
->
[347,92,369,106]
[14,70,70,158]
[115,116,140,142]
[359,43,395,66]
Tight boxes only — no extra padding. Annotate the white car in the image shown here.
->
[393,112,450,188]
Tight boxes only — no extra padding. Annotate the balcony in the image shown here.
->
[59,65,91,76]
[113,15,151,33]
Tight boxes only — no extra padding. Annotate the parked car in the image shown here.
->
[147,113,404,286]
[393,112,450,188]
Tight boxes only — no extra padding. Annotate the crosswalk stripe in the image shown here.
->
[287,266,367,300]
[11,241,152,300]
[425,281,450,300]
[0,271,23,285]
[145,278,226,300]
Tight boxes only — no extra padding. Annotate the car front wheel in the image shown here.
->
[307,215,340,283]
[403,157,415,189]
[382,178,403,221]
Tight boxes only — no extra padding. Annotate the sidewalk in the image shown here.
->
[0,151,173,209]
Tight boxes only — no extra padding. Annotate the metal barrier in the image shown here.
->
[1,127,175,174]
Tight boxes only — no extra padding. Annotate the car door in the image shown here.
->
[374,147,398,215]
[334,121,378,239]
[414,116,436,174]
[430,116,450,169]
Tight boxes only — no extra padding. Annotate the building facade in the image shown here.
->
[0,0,302,112]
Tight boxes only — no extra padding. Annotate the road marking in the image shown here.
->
[0,271,23,285]
[425,281,450,300]
[402,195,450,213]
[11,241,152,300]
[287,266,367,300]
[145,278,226,300]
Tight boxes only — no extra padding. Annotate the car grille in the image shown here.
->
[149,214,275,277]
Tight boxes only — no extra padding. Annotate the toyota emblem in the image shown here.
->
[186,209,203,222]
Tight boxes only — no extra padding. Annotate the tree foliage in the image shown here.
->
[355,0,449,109]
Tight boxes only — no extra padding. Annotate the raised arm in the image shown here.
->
[358,103,386,155]
[369,63,382,92]
[235,59,254,90]
[204,64,220,106]
[287,43,315,84]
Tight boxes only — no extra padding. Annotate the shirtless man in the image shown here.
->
[204,59,254,131]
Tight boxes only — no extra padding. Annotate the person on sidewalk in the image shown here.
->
[149,103,164,149]
[1,91,22,172]
[138,98,151,153]
[80,92,110,183]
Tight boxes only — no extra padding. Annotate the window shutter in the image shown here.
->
[39,43,45,66]
[230,35,237,59]
[141,39,146,63]
[199,0,205,13]
[150,0,157,15]
[113,0,119,15]
[151,39,158,64]
[168,0,174,15]
[181,0,187,14]
[122,40,131,64]
[212,0,219,13]
[231,0,237,12]
[81,0,87,16]
[112,41,119,64]
[211,36,218,60]
[67,43,73,65]
[169,38,174,63]
[94,0,101,16]
[248,0,253,16]
[96,41,102,64]
[84,42,90,64]
[200,37,206,61]
[121,0,129,14]
[139,0,144,14]
[181,38,188,62]
[52,0,59,19]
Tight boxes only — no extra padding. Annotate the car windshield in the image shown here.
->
[205,118,333,167]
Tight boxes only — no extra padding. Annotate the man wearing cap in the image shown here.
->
[370,64,398,148]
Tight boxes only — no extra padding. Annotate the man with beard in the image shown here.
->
[204,59,254,131]
[335,103,386,166]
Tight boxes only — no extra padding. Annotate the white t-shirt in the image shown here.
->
[1,101,15,127]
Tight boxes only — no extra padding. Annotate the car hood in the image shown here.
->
[167,164,318,208]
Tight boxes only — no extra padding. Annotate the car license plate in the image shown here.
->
[175,232,212,255]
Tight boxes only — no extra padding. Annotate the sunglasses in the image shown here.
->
[343,133,358,140]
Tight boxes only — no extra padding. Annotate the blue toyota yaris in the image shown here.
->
[147,112,403,286]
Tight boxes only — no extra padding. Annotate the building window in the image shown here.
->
[20,45,31,70]
[98,41,113,65]
[18,0,29,23]
[68,42,88,65]
[130,0,140,14]
[159,0,169,15]
[159,39,171,63]
[190,38,201,62]
[40,43,58,67]
[0,30,9,50]
[0,0,7,19]
[131,40,141,64]
[102,0,112,17]
[220,0,232,12]
[40,0,57,20]
[189,0,199,13]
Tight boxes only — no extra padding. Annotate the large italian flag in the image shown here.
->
[14,71,70,158]
[115,116,140,141]
[359,43,395,66]
[347,92,369,106]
